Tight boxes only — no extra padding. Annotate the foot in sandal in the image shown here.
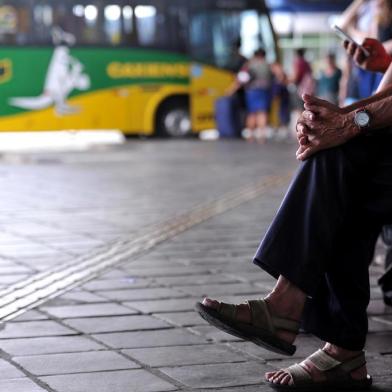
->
[265,343,372,391]
[195,276,306,356]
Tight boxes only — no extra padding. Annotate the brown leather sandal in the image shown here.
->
[195,299,299,356]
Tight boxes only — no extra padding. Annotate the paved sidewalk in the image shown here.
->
[0,141,391,391]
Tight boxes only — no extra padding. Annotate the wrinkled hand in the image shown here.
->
[344,38,392,73]
[296,95,358,161]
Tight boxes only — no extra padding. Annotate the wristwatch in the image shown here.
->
[354,109,371,132]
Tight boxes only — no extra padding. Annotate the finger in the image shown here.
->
[302,94,321,105]
[303,103,325,114]
[302,96,331,115]
[296,122,305,133]
[343,40,350,50]
[354,47,367,65]
[299,135,309,146]
[296,145,307,157]
[302,110,316,121]
[347,41,357,57]
[297,145,318,161]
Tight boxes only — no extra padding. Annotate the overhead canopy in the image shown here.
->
[266,0,352,13]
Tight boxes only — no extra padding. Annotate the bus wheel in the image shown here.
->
[156,102,191,137]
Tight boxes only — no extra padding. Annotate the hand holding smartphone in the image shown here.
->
[333,25,370,57]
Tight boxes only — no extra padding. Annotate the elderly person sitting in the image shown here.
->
[196,37,392,391]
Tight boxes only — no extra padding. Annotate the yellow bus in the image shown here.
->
[0,0,278,136]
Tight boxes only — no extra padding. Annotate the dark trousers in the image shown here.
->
[254,131,392,351]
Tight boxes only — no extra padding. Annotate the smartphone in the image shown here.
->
[333,25,370,57]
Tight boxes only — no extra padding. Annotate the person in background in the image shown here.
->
[228,37,247,73]
[237,48,273,143]
[271,62,291,141]
[317,53,342,105]
[290,48,315,116]
[339,0,379,105]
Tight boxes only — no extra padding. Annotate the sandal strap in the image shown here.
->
[307,349,341,371]
[247,300,300,333]
[286,363,312,385]
[307,349,366,374]
[339,352,366,373]
[218,302,238,319]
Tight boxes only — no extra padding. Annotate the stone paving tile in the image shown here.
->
[0,358,25,378]
[14,351,140,376]
[196,386,271,392]
[153,274,240,287]
[154,311,208,327]
[58,291,108,304]
[0,378,47,392]
[92,328,208,349]
[123,297,201,314]
[122,265,213,277]
[41,303,138,319]
[12,310,48,322]
[82,277,152,291]
[0,265,33,274]
[40,369,177,392]
[365,333,392,354]
[63,315,171,334]
[188,325,242,343]
[160,362,273,389]
[123,344,248,367]
[0,335,105,356]
[372,376,392,391]
[99,269,133,279]
[175,283,263,297]
[369,318,392,333]
[366,354,392,377]
[96,287,186,302]
[368,300,392,316]
[0,320,76,339]
[0,274,29,285]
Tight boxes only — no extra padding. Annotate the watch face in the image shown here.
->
[355,111,370,127]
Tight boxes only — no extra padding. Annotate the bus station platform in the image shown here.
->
[0,140,391,392]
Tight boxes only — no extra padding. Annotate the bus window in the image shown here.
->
[190,8,276,70]
[0,1,31,45]
[130,1,187,52]
[135,5,157,46]
[104,4,122,45]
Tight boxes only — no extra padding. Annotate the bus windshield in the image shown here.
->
[190,5,276,70]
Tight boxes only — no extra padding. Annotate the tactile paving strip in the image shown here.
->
[0,173,290,323]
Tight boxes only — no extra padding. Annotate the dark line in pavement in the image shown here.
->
[0,173,291,324]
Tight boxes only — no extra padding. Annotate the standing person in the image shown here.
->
[339,0,379,105]
[228,37,247,72]
[271,62,291,141]
[196,37,392,390]
[290,48,315,116]
[239,48,273,143]
[317,53,342,105]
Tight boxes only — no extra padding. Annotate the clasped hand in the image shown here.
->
[296,95,357,161]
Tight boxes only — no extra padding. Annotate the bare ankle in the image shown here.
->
[323,343,362,361]
[265,276,306,320]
